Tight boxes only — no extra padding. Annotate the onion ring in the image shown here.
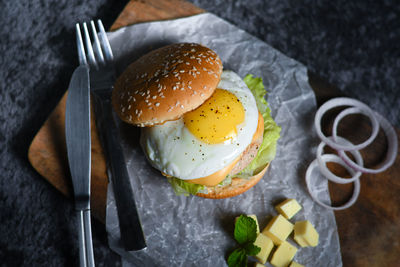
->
[317,136,363,184]
[306,154,361,210]
[314,97,379,151]
[333,107,398,174]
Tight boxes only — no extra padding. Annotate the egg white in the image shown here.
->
[140,70,259,180]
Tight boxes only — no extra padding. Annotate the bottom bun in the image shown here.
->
[195,163,270,199]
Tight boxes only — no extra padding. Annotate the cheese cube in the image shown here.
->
[293,220,319,247]
[254,262,265,267]
[253,233,274,264]
[235,214,260,234]
[289,261,305,267]
[262,215,294,245]
[270,241,298,267]
[275,199,302,219]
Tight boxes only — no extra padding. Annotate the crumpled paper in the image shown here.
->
[106,13,342,267]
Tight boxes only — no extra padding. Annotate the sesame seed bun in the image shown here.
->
[112,43,223,126]
[195,163,269,199]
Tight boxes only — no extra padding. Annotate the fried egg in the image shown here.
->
[140,70,259,180]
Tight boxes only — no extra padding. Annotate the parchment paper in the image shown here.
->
[106,13,342,266]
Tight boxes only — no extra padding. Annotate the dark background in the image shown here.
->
[1,0,399,266]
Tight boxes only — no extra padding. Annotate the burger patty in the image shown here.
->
[229,131,263,176]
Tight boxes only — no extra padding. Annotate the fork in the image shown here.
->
[77,20,146,251]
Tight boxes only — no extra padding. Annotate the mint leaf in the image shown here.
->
[234,215,258,245]
[243,243,261,256]
[227,248,247,267]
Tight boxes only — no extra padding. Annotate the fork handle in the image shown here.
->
[92,92,146,251]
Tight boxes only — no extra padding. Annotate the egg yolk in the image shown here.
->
[183,89,245,144]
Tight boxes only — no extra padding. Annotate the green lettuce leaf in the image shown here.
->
[168,74,280,195]
[167,177,205,196]
[237,74,281,178]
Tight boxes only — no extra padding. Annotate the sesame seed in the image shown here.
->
[185,62,190,65]
[155,102,160,107]
[128,105,131,110]
[180,105,184,109]
[152,96,157,99]
[179,70,185,73]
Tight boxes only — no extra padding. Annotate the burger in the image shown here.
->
[112,43,280,199]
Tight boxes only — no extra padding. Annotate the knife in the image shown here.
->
[65,65,95,267]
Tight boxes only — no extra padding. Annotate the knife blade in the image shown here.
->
[65,65,91,207]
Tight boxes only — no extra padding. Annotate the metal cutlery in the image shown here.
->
[76,20,146,251]
[65,57,94,265]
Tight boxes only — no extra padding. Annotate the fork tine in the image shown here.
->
[75,24,87,65]
[90,20,105,65]
[97,20,114,62]
[83,22,97,67]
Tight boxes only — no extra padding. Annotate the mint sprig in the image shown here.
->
[227,215,261,267]
[227,248,247,267]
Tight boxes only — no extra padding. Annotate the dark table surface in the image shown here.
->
[1,0,399,266]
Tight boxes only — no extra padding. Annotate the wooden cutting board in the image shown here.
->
[28,0,400,266]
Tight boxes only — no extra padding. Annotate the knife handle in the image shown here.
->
[92,93,146,251]
[83,210,95,267]
[77,210,87,267]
